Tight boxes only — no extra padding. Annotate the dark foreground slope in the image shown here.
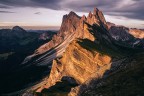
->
[0,26,56,94]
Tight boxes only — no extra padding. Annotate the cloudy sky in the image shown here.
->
[0,0,144,29]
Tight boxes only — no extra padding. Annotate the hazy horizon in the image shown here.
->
[0,0,144,29]
[0,25,60,30]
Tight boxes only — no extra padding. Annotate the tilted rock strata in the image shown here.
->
[34,7,111,92]
[36,40,111,92]
[24,8,108,64]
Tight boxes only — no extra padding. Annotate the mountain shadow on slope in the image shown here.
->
[72,24,144,96]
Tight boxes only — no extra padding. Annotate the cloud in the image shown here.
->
[0,4,11,9]
[62,0,144,20]
[0,0,143,20]
[0,11,15,13]
[0,0,64,10]
[34,12,41,15]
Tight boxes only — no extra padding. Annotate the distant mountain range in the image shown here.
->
[0,27,56,94]
[0,8,144,96]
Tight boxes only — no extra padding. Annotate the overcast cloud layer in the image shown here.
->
[0,0,143,20]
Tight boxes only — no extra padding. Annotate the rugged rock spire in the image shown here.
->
[86,8,107,28]
[20,7,144,96]
[23,7,108,66]
[81,15,87,21]
[31,7,111,93]
[93,7,99,15]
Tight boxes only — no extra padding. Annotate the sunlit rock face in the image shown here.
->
[36,40,111,92]
[35,8,107,55]
[129,29,144,39]
[21,7,144,96]
[34,8,111,92]
[23,8,107,65]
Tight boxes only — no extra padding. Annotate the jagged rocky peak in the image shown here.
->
[68,11,80,17]
[60,7,107,33]
[93,7,99,15]
[24,7,107,62]
[86,8,107,28]
[61,11,80,23]
[59,11,81,33]
[12,26,26,32]
[81,15,87,21]
[88,11,93,18]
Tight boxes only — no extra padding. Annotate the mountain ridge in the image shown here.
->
[1,7,144,96]
[27,8,144,96]
[22,8,107,66]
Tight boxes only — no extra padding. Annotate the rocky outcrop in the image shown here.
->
[20,7,144,96]
[129,28,144,39]
[107,22,144,39]
[107,22,115,30]
[29,8,112,92]
[69,53,144,96]
[109,26,133,41]
[39,31,56,40]
[35,8,107,55]
[23,8,107,65]
[36,39,111,92]
[108,25,144,48]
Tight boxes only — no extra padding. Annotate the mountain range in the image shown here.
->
[0,8,144,96]
[0,27,56,94]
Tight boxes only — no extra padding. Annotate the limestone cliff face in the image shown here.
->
[30,7,111,93]
[36,39,111,92]
[21,7,144,96]
[23,8,107,65]
[35,8,107,55]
